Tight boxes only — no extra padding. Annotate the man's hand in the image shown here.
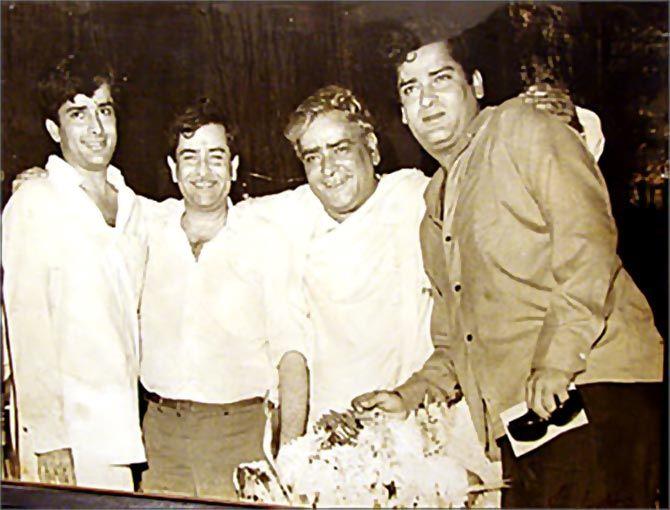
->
[36,447,76,485]
[315,410,363,446]
[351,390,409,418]
[520,83,577,126]
[525,368,572,420]
[12,167,47,193]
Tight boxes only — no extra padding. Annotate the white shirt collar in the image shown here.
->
[45,154,137,230]
[45,154,127,191]
[168,197,237,244]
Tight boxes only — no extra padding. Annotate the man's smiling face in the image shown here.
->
[298,110,379,221]
[50,83,117,172]
[175,123,233,211]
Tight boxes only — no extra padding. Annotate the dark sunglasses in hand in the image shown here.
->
[508,388,584,442]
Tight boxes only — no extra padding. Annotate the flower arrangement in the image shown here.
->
[235,400,503,508]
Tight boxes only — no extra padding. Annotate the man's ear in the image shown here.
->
[472,70,485,100]
[231,154,239,182]
[167,155,178,183]
[365,132,381,166]
[45,119,61,143]
[400,105,408,125]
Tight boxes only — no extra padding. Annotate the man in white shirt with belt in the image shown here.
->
[2,54,146,490]
[138,99,309,500]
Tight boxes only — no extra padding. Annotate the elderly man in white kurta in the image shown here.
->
[2,56,146,490]
[238,86,434,425]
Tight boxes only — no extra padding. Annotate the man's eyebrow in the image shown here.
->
[64,105,87,114]
[208,147,229,154]
[398,77,418,89]
[96,101,115,109]
[178,148,197,156]
[397,66,456,89]
[301,138,354,156]
[300,146,320,156]
[429,65,456,77]
[325,138,354,149]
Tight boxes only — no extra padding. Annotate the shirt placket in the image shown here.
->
[441,156,468,343]
[179,227,200,394]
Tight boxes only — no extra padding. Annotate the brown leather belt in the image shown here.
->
[144,391,264,413]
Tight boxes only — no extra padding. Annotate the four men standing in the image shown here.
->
[2,31,665,509]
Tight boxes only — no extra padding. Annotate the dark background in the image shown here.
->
[2,1,667,336]
[0,2,666,323]
[1,1,668,504]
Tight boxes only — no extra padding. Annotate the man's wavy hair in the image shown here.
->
[168,97,235,156]
[378,22,478,83]
[374,12,521,105]
[284,85,376,157]
[37,53,120,124]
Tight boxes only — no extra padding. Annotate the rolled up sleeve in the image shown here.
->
[262,229,311,368]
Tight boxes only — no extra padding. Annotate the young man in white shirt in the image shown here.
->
[137,99,309,500]
[2,54,147,490]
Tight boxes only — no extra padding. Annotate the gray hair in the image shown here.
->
[284,85,375,156]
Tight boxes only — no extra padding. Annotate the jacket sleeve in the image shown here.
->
[513,107,619,376]
[2,184,70,453]
[394,282,460,410]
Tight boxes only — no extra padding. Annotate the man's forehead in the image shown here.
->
[177,123,229,150]
[398,41,460,79]
[64,83,113,107]
[300,110,361,146]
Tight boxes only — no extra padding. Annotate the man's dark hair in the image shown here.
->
[380,23,478,83]
[378,9,522,104]
[168,97,234,156]
[37,53,119,124]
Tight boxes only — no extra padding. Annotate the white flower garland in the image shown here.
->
[236,400,503,508]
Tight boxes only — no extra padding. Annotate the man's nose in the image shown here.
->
[321,152,337,177]
[197,159,210,177]
[420,85,437,109]
[88,112,105,135]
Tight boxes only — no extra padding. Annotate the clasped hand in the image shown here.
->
[525,367,573,420]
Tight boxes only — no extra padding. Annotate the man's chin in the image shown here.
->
[319,192,354,212]
[82,156,113,169]
[184,192,226,210]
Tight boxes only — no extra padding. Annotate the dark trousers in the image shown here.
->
[140,397,266,501]
[499,382,663,508]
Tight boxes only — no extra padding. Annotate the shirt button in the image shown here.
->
[445,234,452,242]
[465,333,473,343]
[578,352,587,360]
[454,283,462,292]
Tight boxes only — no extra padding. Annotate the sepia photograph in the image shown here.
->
[1,1,667,508]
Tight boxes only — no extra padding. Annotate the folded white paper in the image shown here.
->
[500,388,589,458]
